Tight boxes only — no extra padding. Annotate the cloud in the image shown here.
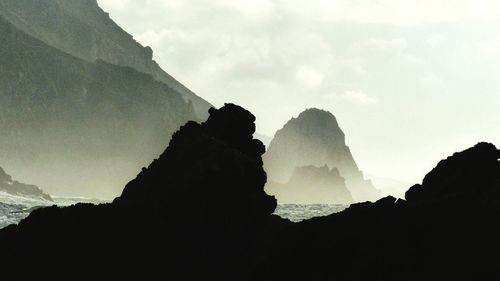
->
[95,0,500,184]
[478,35,500,57]
[354,38,408,54]
[427,34,445,47]
[295,65,325,88]
[339,90,378,104]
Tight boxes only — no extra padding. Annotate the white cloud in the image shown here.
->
[478,35,500,57]
[340,90,378,104]
[95,0,500,184]
[281,0,500,25]
[427,34,445,47]
[354,38,408,53]
[296,65,324,88]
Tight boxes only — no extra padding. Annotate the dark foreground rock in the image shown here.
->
[262,142,500,281]
[0,104,285,281]
[1,105,499,281]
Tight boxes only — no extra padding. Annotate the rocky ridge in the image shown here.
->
[0,14,199,198]
[0,167,52,201]
[0,0,212,119]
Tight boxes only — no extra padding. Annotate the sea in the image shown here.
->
[0,192,348,228]
[274,204,347,222]
[0,191,106,229]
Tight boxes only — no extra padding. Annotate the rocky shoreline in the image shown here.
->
[1,104,499,281]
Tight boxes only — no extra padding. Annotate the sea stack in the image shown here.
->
[264,108,380,202]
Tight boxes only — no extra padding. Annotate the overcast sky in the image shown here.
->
[97,0,500,183]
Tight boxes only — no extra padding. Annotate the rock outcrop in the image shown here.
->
[405,142,500,204]
[1,104,499,281]
[116,103,277,219]
[264,108,380,202]
[0,104,284,280]
[0,0,212,119]
[266,165,353,204]
[0,14,198,198]
[263,142,500,281]
[0,167,52,201]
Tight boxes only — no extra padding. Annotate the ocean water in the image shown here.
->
[0,192,105,229]
[274,204,348,222]
[1,191,348,228]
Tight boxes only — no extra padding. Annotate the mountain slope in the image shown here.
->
[0,0,212,119]
[0,15,197,198]
[264,108,380,202]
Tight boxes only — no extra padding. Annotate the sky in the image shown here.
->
[97,0,500,184]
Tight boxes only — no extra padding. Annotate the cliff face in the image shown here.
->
[0,0,212,119]
[0,15,197,198]
[266,165,353,204]
[0,167,52,201]
[264,108,380,202]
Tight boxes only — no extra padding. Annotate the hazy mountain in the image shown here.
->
[366,174,412,199]
[0,14,199,198]
[0,0,212,119]
[264,108,380,202]
[0,167,51,201]
[266,165,353,204]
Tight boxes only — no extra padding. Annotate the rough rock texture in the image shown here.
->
[266,165,353,204]
[0,167,52,201]
[0,15,198,198]
[0,0,212,119]
[264,108,380,202]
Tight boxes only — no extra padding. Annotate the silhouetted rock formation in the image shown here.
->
[264,108,380,202]
[266,165,353,204]
[0,104,284,280]
[0,13,199,198]
[263,142,500,281]
[116,104,277,220]
[1,104,500,281]
[0,167,52,201]
[0,0,212,119]
[405,142,500,204]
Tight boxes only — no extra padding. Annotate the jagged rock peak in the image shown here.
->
[116,103,275,218]
[277,108,345,144]
[405,142,500,203]
[264,107,380,202]
[290,165,344,183]
[205,104,262,156]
